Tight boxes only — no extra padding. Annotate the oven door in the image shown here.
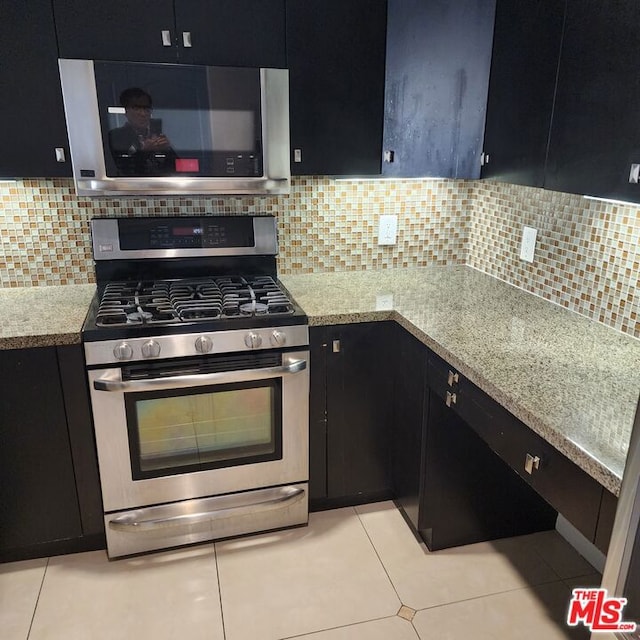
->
[87,350,309,513]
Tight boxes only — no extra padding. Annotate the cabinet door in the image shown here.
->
[53,0,178,63]
[175,0,285,67]
[392,325,428,531]
[57,345,104,538]
[0,348,82,553]
[545,0,640,201]
[309,327,328,502]
[326,323,394,500]
[481,0,566,187]
[0,0,71,178]
[383,0,496,178]
[287,0,387,175]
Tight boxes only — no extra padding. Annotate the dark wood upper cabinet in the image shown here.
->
[53,0,177,64]
[174,0,285,68]
[382,0,496,178]
[481,0,566,188]
[0,0,71,178]
[545,0,640,201]
[53,0,286,68]
[286,0,387,176]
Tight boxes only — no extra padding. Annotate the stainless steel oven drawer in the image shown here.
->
[104,483,308,557]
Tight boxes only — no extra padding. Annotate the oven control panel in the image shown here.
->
[86,325,309,366]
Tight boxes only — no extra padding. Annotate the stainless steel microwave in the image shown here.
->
[58,59,290,197]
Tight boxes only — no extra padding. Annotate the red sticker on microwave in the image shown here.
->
[175,158,199,172]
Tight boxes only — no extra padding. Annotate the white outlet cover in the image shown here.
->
[376,293,394,310]
[520,226,537,263]
[378,214,398,245]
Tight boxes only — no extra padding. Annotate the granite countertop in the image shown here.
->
[281,266,640,496]
[0,284,96,349]
[2,269,638,496]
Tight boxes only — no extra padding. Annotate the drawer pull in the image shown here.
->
[525,453,541,475]
[446,391,457,407]
[447,370,459,386]
[332,340,341,353]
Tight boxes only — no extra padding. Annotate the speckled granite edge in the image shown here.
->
[307,311,397,326]
[0,332,82,350]
[393,313,623,496]
[0,284,95,351]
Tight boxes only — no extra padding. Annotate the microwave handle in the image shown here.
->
[93,358,307,392]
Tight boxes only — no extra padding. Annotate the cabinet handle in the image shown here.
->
[294,149,302,163]
[332,340,341,353]
[383,150,395,163]
[524,453,541,475]
[55,147,66,163]
[446,391,457,407]
[161,30,172,46]
[182,31,192,47]
[447,370,459,387]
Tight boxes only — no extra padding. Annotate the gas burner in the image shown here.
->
[127,310,154,323]
[240,302,269,315]
[93,275,295,329]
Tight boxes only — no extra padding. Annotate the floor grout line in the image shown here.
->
[213,543,227,640]
[26,556,49,640]
[353,505,406,608]
[276,614,402,640]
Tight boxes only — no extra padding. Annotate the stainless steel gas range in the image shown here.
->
[83,216,309,558]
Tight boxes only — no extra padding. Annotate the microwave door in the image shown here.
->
[597,395,640,640]
[58,59,289,195]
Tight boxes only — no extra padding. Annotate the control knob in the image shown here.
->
[195,335,213,353]
[270,330,287,347]
[113,342,133,361]
[141,340,161,358]
[244,331,263,349]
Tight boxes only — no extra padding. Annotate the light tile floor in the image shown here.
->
[0,501,600,640]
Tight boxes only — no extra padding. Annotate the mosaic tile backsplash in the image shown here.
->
[0,176,638,337]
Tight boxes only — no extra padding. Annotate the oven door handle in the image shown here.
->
[93,358,307,392]
[107,485,306,532]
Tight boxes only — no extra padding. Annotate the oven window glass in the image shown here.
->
[93,61,263,179]
[125,380,281,480]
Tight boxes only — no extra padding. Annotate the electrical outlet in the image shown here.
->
[376,293,394,310]
[378,215,398,245]
[520,226,537,263]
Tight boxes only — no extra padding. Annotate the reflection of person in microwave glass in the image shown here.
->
[108,87,177,176]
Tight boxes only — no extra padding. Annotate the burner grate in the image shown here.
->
[94,275,294,327]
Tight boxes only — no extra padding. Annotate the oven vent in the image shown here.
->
[122,352,282,380]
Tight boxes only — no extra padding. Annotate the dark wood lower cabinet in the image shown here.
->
[0,345,104,563]
[391,325,428,531]
[312,322,614,554]
[420,391,557,550]
[309,323,394,510]
[594,489,618,554]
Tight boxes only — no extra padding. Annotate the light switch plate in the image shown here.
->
[378,215,398,245]
[520,226,537,263]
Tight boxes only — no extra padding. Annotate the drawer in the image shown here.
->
[427,349,603,542]
[462,377,602,541]
[427,351,464,406]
